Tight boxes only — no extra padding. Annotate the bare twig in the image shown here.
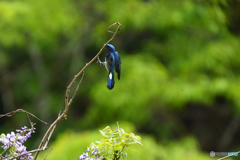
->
[43,112,61,149]
[0,109,47,124]
[43,148,53,160]
[33,22,121,160]
[68,71,85,108]
[10,149,43,160]
[43,123,56,149]
[107,22,121,33]
[65,22,121,108]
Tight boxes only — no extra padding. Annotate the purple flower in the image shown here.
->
[86,147,90,152]
[79,147,99,160]
[1,137,10,149]
[0,124,36,160]
[79,152,88,160]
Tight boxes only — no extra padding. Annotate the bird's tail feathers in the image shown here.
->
[107,72,115,90]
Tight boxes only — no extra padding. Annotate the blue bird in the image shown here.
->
[106,44,121,80]
[105,45,115,90]
[97,44,120,90]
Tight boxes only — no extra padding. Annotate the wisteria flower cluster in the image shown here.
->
[79,144,99,160]
[0,123,36,160]
[78,124,142,160]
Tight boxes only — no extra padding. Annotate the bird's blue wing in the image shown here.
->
[114,51,121,80]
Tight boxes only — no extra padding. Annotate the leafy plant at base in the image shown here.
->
[79,123,142,160]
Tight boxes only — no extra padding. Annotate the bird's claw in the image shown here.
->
[96,56,102,66]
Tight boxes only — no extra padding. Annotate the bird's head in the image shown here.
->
[106,44,115,52]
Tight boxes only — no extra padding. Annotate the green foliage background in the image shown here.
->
[0,0,240,159]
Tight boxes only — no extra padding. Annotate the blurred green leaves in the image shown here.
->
[0,0,78,48]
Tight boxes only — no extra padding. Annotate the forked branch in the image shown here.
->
[33,22,121,159]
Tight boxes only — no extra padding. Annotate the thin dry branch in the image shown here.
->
[0,109,47,124]
[68,71,85,108]
[65,22,121,109]
[43,148,53,160]
[43,112,60,149]
[33,22,121,160]
[9,149,43,160]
